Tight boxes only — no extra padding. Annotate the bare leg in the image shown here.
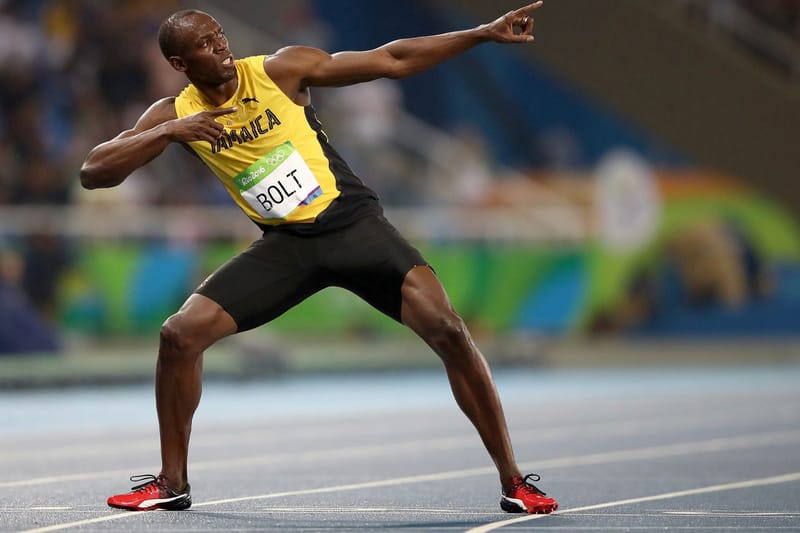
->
[156,294,237,490]
[400,266,521,492]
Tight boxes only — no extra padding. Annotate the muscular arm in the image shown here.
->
[80,98,176,189]
[266,2,542,102]
[80,98,236,190]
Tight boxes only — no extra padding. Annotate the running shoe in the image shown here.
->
[500,474,558,514]
[107,474,192,511]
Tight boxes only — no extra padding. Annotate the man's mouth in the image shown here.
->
[222,55,234,66]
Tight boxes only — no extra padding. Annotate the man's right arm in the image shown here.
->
[79,98,236,190]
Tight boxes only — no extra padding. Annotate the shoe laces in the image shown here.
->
[512,473,547,496]
[129,474,164,493]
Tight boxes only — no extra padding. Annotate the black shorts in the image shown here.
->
[195,214,428,332]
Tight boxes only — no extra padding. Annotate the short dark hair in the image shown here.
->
[158,9,204,59]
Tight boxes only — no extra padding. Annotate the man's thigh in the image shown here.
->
[195,231,325,332]
[319,215,428,322]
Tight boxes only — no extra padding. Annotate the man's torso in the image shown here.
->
[174,55,381,234]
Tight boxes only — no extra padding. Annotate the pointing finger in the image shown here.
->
[517,1,543,15]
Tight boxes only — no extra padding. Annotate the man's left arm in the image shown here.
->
[380,1,541,76]
[265,2,542,99]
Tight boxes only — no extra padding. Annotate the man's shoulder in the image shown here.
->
[151,97,179,116]
[236,55,267,63]
[140,97,178,125]
[235,55,267,70]
[155,96,178,107]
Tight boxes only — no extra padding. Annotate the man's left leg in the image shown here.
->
[399,265,557,513]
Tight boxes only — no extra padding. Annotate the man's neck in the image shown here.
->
[193,74,238,107]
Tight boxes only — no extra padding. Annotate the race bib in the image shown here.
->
[233,141,323,220]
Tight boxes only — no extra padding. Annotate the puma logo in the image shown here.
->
[242,97,259,104]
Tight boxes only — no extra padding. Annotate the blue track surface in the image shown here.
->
[1,364,799,531]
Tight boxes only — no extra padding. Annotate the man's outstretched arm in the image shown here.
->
[79,99,236,190]
[266,2,543,99]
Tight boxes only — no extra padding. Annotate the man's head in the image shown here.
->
[158,10,236,85]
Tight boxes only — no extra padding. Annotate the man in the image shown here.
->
[81,2,558,515]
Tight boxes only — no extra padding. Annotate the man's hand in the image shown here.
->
[482,1,543,44]
[165,107,238,144]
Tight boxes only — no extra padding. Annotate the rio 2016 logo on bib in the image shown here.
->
[234,142,322,220]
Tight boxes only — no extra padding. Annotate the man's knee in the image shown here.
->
[425,308,471,356]
[159,310,222,360]
[159,314,199,360]
[159,295,237,360]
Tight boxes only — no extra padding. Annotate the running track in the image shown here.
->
[1,364,799,531]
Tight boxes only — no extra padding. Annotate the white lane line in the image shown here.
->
[4,414,800,489]
[0,414,457,463]
[260,507,496,515]
[663,511,800,517]
[0,468,135,490]
[5,426,800,489]
[4,401,798,464]
[21,511,143,532]
[193,468,492,508]
[0,412,684,463]
[465,471,800,533]
[516,429,800,471]
[1,433,484,488]
[0,434,483,489]
[16,431,800,532]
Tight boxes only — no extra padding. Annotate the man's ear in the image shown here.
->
[169,56,187,72]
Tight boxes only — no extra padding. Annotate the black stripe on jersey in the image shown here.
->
[256,106,382,235]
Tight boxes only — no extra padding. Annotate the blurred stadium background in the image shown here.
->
[1,0,799,386]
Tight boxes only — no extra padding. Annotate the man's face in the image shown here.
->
[171,13,236,85]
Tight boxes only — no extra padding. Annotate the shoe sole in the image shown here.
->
[108,495,192,512]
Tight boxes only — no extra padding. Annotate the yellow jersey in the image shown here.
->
[174,55,380,233]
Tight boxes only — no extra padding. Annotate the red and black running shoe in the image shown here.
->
[107,474,191,511]
[500,474,558,514]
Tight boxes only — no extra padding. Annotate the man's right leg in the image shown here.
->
[108,231,327,511]
[153,232,327,494]
[156,293,237,491]
[107,294,236,511]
